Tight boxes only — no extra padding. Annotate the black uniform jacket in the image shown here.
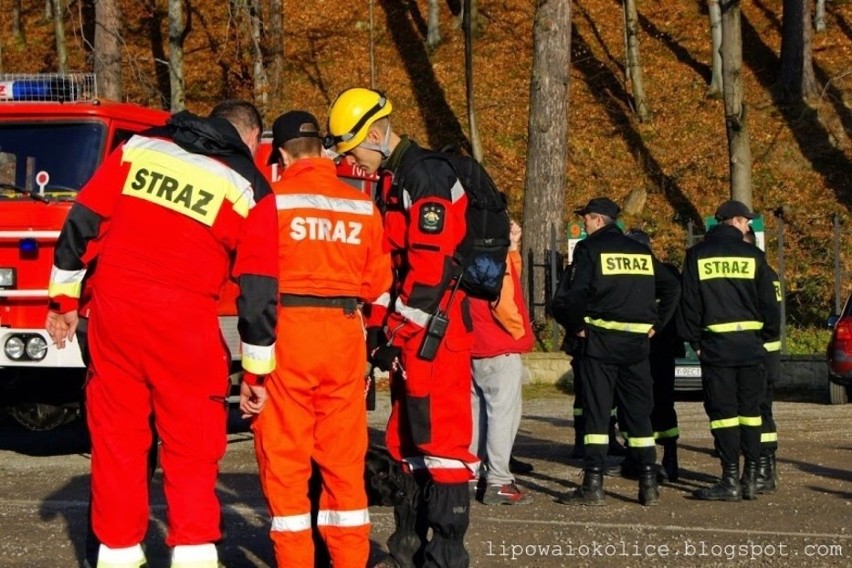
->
[677,223,781,367]
[552,223,681,364]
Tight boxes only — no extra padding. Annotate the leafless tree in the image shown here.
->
[622,0,649,121]
[707,0,724,98]
[463,0,482,160]
[94,0,123,101]
[719,0,752,206]
[168,0,187,112]
[265,0,284,105]
[814,0,826,32]
[427,0,442,48]
[246,0,268,112]
[778,0,819,102]
[12,0,25,45]
[52,0,68,73]
[523,0,572,320]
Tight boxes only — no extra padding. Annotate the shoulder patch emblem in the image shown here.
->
[419,203,445,234]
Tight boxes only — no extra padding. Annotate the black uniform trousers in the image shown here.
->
[649,350,678,441]
[701,364,765,465]
[760,352,780,453]
[581,356,656,469]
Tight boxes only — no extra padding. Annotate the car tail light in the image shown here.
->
[836,319,852,342]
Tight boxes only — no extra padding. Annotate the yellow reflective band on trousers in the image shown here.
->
[761,432,778,443]
[704,321,764,333]
[764,341,781,352]
[710,417,739,430]
[627,436,656,448]
[585,434,609,445]
[739,415,762,427]
[584,317,653,334]
[698,257,756,280]
[654,427,679,439]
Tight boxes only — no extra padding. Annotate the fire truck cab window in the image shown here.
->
[0,121,105,193]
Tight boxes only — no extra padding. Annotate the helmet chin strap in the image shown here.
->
[359,122,392,160]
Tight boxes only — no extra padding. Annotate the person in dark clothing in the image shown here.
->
[551,198,680,507]
[678,200,780,502]
[745,228,782,494]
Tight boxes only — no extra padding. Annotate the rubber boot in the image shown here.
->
[741,461,759,501]
[638,465,660,506]
[386,474,427,568]
[756,453,777,494]
[661,440,679,482]
[571,415,585,459]
[557,467,605,506]
[422,482,470,568]
[607,416,627,457]
[692,462,742,502]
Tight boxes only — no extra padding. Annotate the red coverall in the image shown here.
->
[252,157,391,568]
[48,124,279,551]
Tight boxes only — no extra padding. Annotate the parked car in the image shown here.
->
[827,292,852,405]
[674,343,703,393]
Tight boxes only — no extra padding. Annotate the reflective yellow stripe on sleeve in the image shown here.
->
[241,342,275,374]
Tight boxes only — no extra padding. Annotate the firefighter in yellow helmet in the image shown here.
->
[328,88,478,568]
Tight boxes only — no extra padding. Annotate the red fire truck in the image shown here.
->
[0,73,376,430]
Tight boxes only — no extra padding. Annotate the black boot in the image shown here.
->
[661,440,679,482]
[572,415,585,459]
[422,483,470,568]
[386,474,426,568]
[693,462,742,502]
[741,461,759,500]
[756,453,777,494]
[638,465,660,506]
[557,468,605,506]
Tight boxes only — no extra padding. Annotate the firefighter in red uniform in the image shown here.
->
[328,88,478,568]
[250,110,392,568]
[45,101,279,568]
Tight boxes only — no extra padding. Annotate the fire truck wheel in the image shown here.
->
[8,402,77,431]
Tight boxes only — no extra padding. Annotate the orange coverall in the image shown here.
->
[252,157,392,568]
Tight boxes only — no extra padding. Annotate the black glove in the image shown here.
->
[366,327,387,357]
[370,343,401,372]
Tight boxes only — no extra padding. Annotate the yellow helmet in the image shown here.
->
[327,88,393,153]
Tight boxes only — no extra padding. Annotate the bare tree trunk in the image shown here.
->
[814,0,826,32]
[778,0,819,102]
[46,0,53,19]
[426,0,442,49]
[53,0,68,73]
[94,0,123,101]
[455,0,481,37]
[168,0,186,112]
[720,0,752,206]
[369,0,376,89]
[707,0,724,98]
[463,0,482,161]
[80,0,96,57]
[623,0,649,122]
[523,0,572,321]
[13,0,25,45]
[266,0,284,105]
[246,0,268,112]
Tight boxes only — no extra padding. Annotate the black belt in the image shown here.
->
[280,294,358,314]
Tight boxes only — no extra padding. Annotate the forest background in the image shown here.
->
[2,0,850,352]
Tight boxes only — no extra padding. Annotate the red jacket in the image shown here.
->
[470,251,534,358]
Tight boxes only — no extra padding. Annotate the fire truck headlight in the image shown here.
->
[25,336,48,361]
[0,268,15,288]
[5,336,25,360]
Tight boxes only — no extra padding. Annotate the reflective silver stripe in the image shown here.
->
[450,179,465,203]
[97,544,146,566]
[275,194,374,215]
[241,342,275,374]
[49,266,87,286]
[405,455,480,474]
[394,298,431,328]
[172,544,217,564]
[373,292,391,308]
[271,513,312,532]
[316,508,370,527]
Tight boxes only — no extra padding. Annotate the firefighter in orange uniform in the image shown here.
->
[250,110,392,568]
[328,88,478,568]
[46,101,278,568]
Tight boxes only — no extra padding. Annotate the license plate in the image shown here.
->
[675,366,702,378]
